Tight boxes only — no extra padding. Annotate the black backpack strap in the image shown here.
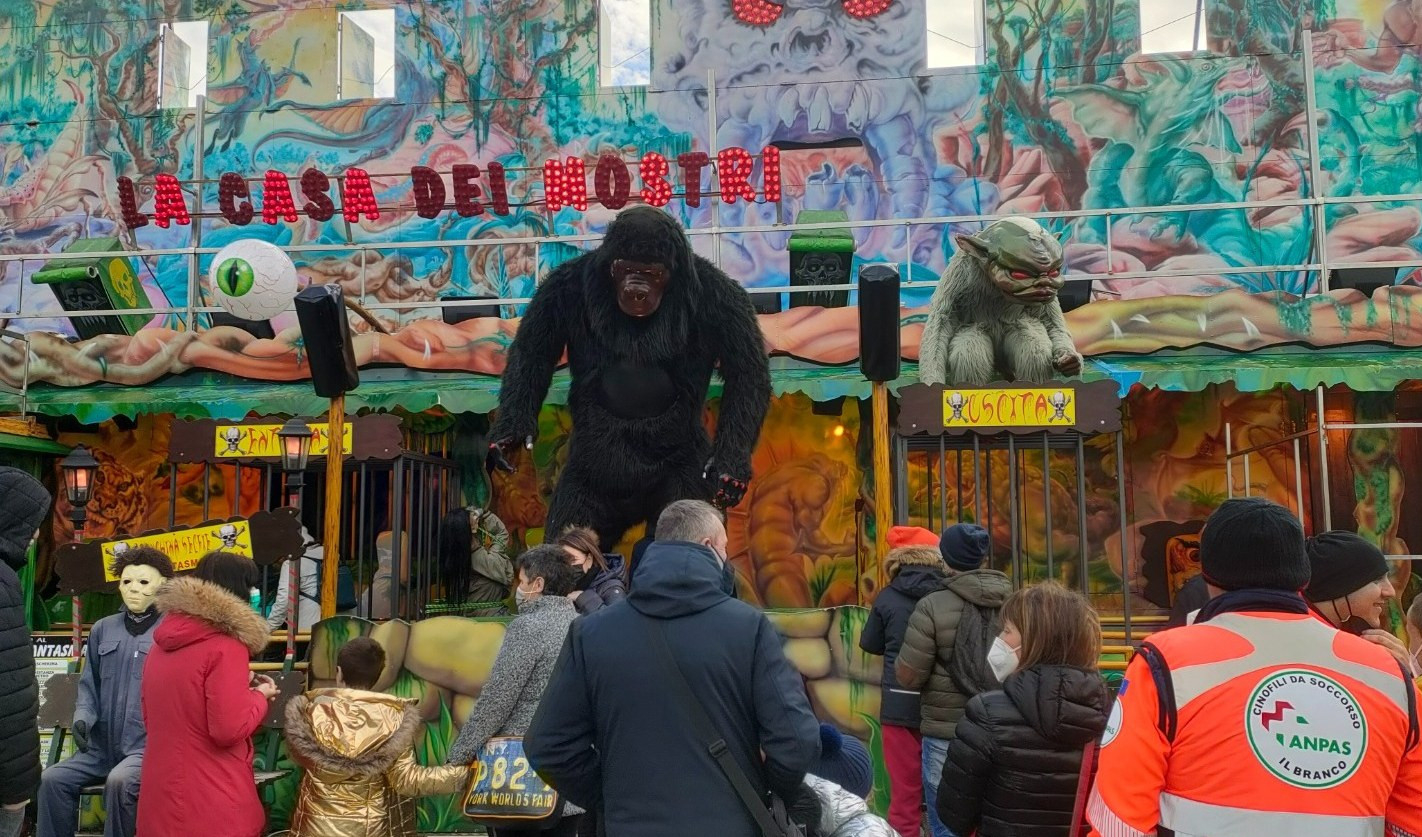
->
[297,554,322,603]
[1137,641,1178,743]
[646,616,791,837]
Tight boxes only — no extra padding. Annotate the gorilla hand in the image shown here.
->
[485,436,532,474]
[704,459,749,509]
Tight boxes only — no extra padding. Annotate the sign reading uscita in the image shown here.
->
[942,387,1077,428]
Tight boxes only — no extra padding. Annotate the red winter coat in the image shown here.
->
[138,576,272,837]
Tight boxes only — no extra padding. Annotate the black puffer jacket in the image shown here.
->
[935,665,1109,837]
[573,554,629,615]
[860,565,946,727]
[0,466,52,805]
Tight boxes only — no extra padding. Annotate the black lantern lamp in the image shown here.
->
[278,418,313,506]
[60,445,100,536]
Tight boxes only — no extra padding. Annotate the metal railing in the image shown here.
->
[6,29,1422,330]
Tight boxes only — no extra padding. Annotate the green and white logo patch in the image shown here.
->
[1246,669,1367,789]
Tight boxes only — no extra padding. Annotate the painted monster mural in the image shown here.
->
[1,0,1422,382]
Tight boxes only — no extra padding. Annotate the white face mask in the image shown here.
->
[119,564,166,614]
[987,636,1020,682]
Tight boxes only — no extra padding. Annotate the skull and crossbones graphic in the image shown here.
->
[947,391,967,421]
[1049,390,1071,421]
[212,523,246,549]
[220,427,247,455]
[111,541,131,558]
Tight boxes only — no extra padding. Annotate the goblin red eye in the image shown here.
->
[1010,271,1031,280]
[732,0,784,25]
[843,0,894,17]
[1048,270,1060,278]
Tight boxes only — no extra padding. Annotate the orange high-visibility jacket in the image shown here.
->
[1087,610,1422,836]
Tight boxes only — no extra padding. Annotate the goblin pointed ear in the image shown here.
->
[953,233,991,261]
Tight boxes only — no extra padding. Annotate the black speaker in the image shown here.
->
[1331,266,1393,298]
[1058,281,1092,313]
[858,263,901,382]
[751,291,782,315]
[209,311,276,340]
[440,294,501,325]
[294,283,360,398]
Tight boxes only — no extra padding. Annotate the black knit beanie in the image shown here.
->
[1304,531,1390,603]
[1199,497,1310,592]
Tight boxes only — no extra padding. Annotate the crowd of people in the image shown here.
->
[5,460,1422,837]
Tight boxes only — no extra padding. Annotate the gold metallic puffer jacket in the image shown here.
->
[284,689,469,837]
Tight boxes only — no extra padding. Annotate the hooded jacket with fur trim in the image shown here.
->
[285,689,469,837]
[137,577,273,837]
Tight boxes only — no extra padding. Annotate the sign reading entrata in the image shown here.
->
[102,520,255,580]
[214,422,353,458]
[897,380,1123,436]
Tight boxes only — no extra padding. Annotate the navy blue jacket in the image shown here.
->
[526,541,821,837]
[860,565,947,728]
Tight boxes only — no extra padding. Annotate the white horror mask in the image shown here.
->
[119,564,167,613]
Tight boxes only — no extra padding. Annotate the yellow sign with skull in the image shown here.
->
[101,521,254,580]
[212,422,353,458]
[942,387,1077,428]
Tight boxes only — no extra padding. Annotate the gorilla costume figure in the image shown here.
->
[488,206,771,549]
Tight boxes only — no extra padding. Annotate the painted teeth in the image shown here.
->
[809,87,831,133]
[847,84,869,132]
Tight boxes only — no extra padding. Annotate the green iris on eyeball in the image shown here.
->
[215,257,255,297]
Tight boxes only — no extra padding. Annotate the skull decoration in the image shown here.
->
[111,541,131,558]
[947,391,967,421]
[1049,390,1071,421]
[119,563,166,614]
[220,427,245,454]
[215,523,243,549]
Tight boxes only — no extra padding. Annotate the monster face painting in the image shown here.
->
[653,0,935,268]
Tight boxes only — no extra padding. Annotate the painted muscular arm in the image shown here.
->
[706,263,772,484]
[488,263,574,445]
[1346,7,1414,73]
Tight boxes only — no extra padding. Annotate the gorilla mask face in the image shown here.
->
[611,259,671,317]
[119,563,166,613]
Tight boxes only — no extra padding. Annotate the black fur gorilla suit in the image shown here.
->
[488,206,771,549]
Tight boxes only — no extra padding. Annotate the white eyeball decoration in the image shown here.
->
[209,239,299,322]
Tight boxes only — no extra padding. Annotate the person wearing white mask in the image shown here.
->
[935,582,1109,837]
[445,545,585,836]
